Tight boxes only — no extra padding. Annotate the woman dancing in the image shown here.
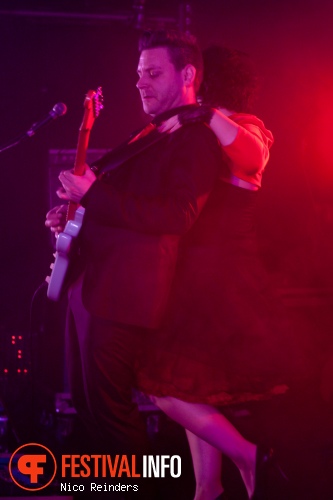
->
[137,45,295,500]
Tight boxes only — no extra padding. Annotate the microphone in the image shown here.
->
[0,102,67,154]
[26,102,67,137]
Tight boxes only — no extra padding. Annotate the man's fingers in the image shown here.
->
[45,204,67,230]
[56,187,69,200]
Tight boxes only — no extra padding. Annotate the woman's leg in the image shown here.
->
[151,395,257,498]
[186,430,224,500]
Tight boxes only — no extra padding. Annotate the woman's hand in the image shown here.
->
[178,105,214,126]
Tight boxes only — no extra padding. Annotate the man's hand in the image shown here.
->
[45,204,67,236]
[57,166,96,203]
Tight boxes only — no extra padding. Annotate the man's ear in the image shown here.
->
[182,64,196,87]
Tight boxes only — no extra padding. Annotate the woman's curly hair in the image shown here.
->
[199,45,258,113]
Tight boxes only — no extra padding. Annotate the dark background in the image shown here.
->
[0,0,333,450]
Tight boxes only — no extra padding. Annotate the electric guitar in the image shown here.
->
[46,87,103,301]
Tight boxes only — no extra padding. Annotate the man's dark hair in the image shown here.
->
[138,29,203,91]
[199,45,258,113]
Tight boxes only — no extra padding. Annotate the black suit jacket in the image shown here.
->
[80,122,223,328]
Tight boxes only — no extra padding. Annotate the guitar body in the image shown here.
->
[46,87,103,300]
[47,207,85,300]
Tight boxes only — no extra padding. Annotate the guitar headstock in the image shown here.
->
[93,86,104,118]
[81,87,104,130]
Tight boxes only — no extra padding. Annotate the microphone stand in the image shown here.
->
[0,132,29,153]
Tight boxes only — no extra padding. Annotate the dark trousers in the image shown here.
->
[66,275,151,457]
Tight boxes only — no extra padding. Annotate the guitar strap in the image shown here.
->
[90,104,198,177]
[90,126,166,177]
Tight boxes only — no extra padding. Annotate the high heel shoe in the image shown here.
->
[251,446,288,500]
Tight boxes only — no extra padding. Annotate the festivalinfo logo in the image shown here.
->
[8,442,182,493]
[9,442,57,491]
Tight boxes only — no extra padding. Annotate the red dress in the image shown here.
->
[136,114,300,405]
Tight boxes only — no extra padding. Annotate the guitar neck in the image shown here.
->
[67,200,79,221]
[73,128,91,176]
[67,129,91,221]
[66,87,103,221]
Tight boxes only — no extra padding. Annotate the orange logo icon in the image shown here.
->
[9,443,57,491]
